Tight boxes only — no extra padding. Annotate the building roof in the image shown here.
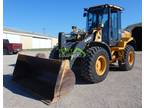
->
[125,23,142,32]
[3,28,57,39]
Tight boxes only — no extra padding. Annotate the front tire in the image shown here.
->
[49,46,59,59]
[80,46,109,83]
[8,50,13,55]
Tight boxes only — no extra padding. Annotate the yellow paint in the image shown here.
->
[95,55,106,76]
[94,29,102,42]
[110,31,133,51]
[110,30,134,63]
[128,50,134,65]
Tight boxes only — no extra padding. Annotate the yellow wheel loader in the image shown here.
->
[13,4,136,105]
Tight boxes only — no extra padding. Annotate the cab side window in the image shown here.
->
[111,11,119,41]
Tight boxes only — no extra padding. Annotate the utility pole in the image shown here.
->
[42,27,46,35]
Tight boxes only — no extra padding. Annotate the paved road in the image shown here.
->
[3,51,142,108]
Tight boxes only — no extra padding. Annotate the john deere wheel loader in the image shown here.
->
[13,4,136,105]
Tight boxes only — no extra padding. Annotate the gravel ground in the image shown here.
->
[3,51,142,108]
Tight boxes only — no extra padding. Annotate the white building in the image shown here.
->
[3,28,58,49]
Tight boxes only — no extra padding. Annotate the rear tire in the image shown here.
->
[49,46,59,59]
[118,45,135,71]
[8,50,13,55]
[80,46,109,83]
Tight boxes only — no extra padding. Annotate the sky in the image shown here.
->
[4,0,142,37]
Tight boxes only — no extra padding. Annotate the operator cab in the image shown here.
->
[84,4,123,46]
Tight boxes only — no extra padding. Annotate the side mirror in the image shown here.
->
[83,13,87,17]
[84,8,88,11]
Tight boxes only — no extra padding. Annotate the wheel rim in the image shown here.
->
[95,55,106,76]
[128,50,134,65]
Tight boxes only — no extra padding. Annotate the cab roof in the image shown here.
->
[86,4,123,11]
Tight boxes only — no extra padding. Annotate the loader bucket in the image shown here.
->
[12,54,75,105]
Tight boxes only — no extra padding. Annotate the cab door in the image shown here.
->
[110,10,121,46]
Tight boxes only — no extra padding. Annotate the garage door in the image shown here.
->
[32,38,52,48]
[4,33,21,43]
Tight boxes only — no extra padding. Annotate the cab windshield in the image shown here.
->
[86,8,108,31]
